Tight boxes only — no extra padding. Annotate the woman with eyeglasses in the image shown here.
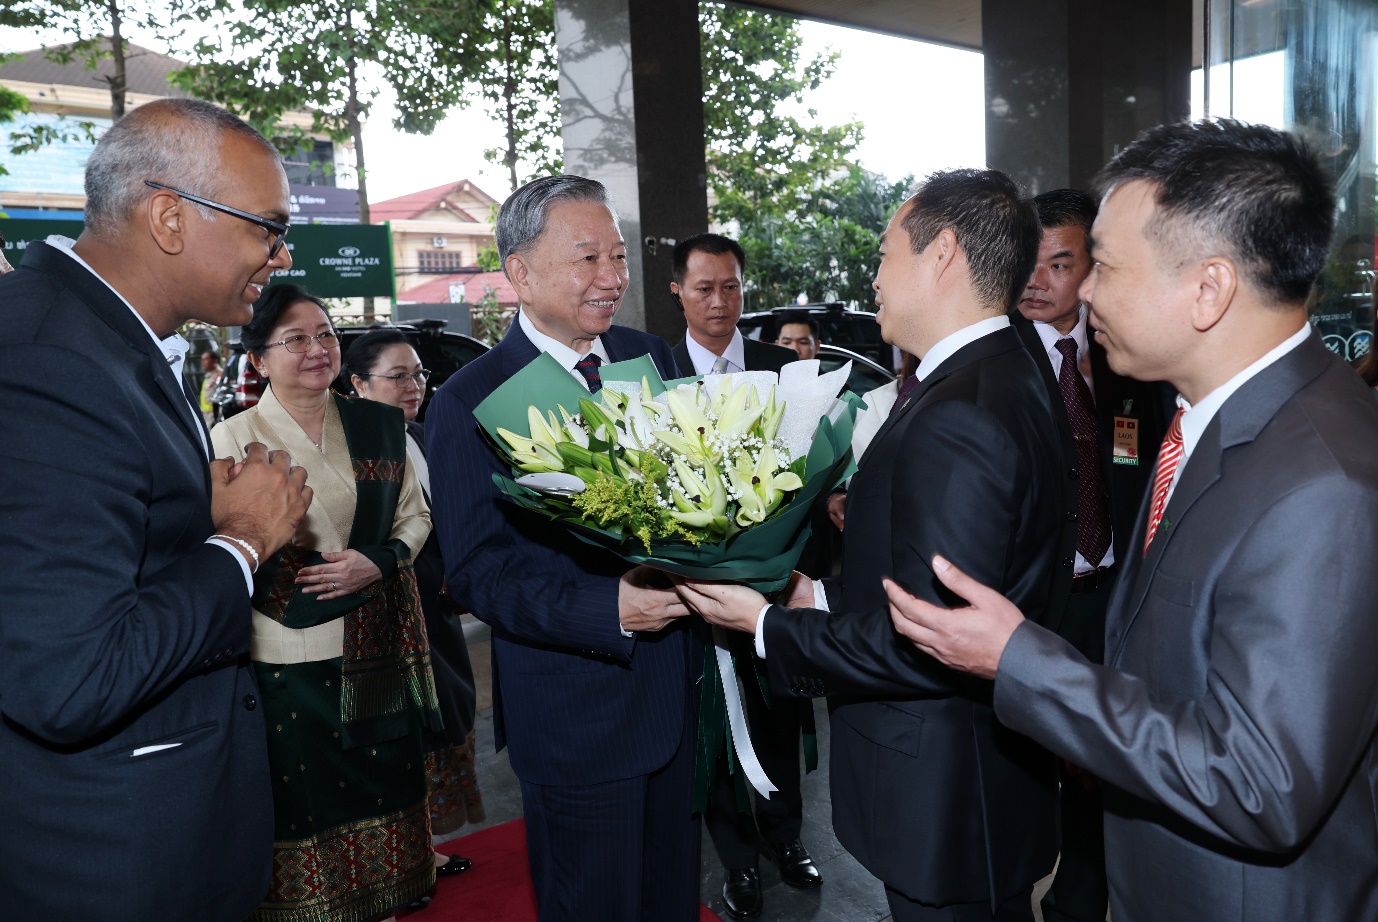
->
[345,329,483,911]
[210,285,442,922]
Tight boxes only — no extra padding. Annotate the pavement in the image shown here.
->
[441,617,1054,922]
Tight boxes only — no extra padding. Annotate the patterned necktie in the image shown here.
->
[1055,338,1111,566]
[574,353,602,393]
[1143,407,1186,555]
[889,374,919,417]
[711,355,730,375]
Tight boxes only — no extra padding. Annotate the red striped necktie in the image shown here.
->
[1143,407,1186,555]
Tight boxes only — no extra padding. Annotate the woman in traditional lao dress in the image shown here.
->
[212,285,441,922]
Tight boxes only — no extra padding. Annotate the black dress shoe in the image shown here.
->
[763,839,822,889]
[721,868,763,919]
[405,894,432,911]
[435,854,473,877]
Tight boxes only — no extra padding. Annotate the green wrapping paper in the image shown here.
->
[475,353,861,812]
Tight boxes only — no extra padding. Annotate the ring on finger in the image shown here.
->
[331,581,338,591]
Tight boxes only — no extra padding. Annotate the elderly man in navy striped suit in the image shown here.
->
[426,175,701,922]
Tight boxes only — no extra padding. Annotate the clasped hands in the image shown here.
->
[209,441,313,572]
[626,555,1028,681]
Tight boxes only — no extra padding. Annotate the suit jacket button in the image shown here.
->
[1062,557,1074,568]
[243,694,258,711]
[1069,468,1080,480]
[1066,511,1078,522]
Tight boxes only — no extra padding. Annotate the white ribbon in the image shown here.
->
[713,625,779,799]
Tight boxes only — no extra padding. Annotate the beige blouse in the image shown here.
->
[210,386,431,665]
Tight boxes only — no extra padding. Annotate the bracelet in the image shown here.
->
[211,534,260,571]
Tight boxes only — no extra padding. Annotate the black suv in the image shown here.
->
[737,302,894,373]
[214,320,490,423]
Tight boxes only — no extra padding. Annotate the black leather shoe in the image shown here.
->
[721,868,763,919]
[435,854,473,877]
[763,839,822,889]
[405,894,432,911]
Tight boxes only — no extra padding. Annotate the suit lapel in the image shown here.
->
[858,326,1019,472]
[26,242,210,466]
[1106,331,1332,662]
[499,318,543,379]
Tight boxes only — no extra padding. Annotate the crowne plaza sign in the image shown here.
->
[269,224,393,297]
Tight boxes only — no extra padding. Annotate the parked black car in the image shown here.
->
[738,302,894,373]
[214,319,490,423]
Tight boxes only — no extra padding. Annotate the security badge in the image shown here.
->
[1112,398,1139,466]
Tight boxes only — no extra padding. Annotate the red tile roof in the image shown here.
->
[370,180,499,223]
[398,270,517,306]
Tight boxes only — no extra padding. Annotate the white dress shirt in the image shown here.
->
[1164,323,1312,505]
[518,309,611,389]
[45,235,252,593]
[683,328,747,375]
[755,314,1011,657]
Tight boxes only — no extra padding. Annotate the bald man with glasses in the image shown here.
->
[0,99,310,920]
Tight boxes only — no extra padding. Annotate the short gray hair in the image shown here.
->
[496,175,615,277]
[84,98,278,239]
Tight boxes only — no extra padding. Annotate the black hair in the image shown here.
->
[240,284,331,356]
[902,168,1040,310]
[1094,118,1334,305]
[1034,188,1097,235]
[344,328,412,379]
[776,312,819,337]
[671,232,746,286]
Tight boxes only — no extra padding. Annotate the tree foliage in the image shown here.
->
[739,166,911,311]
[1,0,182,165]
[699,3,862,227]
[454,0,560,191]
[172,0,489,223]
[698,4,902,310]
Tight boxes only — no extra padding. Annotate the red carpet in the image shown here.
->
[399,819,721,921]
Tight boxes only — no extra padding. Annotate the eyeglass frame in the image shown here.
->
[355,369,432,388]
[143,180,290,259]
[264,330,341,354]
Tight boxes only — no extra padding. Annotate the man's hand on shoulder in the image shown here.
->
[211,441,313,565]
[618,565,691,633]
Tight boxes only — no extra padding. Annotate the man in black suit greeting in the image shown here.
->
[1012,189,1173,922]
[668,232,818,919]
[681,169,1064,921]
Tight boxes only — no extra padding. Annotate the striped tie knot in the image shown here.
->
[574,354,602,393]
[1143,407,1186,555]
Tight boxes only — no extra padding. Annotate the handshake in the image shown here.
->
[209,442,314,572]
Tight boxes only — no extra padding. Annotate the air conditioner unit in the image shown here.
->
[432,236,448,248]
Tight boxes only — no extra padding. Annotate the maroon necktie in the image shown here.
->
[889,374,919,416]
[1055,338,1111,566]
[574,354,602,393]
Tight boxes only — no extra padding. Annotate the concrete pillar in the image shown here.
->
[554,0,709,341]
[983,0,1191,193]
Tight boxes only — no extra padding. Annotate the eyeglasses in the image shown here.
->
[266,331,340,353]
[357,370,431,388]
[143,180,290,259]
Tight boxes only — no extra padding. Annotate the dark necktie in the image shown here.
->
[889,374,919,417]
[1055,338,1111,566]
[574,353,603,393]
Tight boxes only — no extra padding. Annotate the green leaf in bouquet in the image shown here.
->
[473,352,589,444]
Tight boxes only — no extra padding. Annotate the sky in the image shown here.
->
[0,14,987,206]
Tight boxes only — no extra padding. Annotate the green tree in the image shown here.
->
[699,3,862,227]
[739,166,911,311]
[173,0,488,225]
[455,0,560,191]
[1,0,185,161]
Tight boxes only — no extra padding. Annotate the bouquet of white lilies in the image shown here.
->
[473,352,860,810]
[495,375,804,550]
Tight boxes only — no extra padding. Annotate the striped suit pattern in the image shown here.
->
[425,319,701,921]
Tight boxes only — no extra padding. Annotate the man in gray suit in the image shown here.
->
[886,119,1378,921]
